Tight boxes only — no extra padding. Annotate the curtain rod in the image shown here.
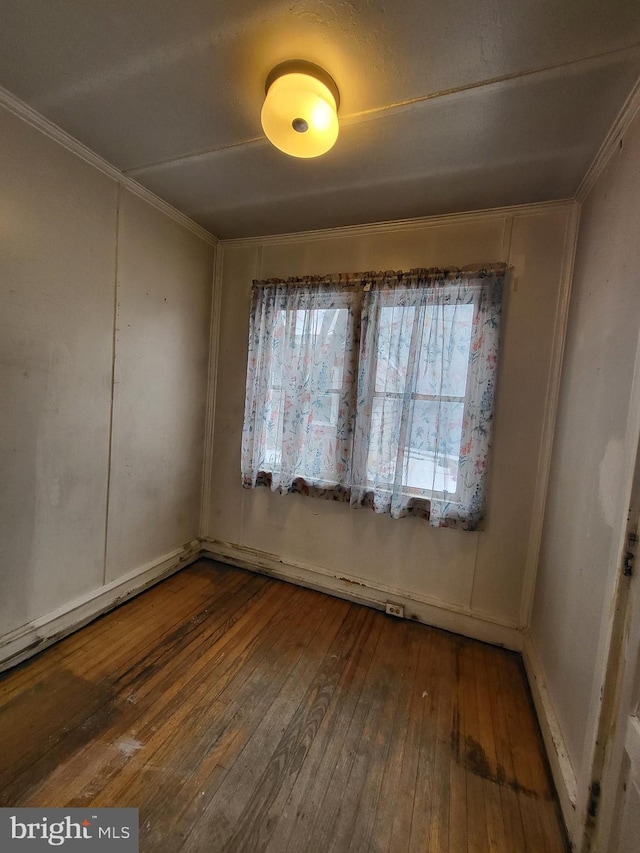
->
[253,263,510,287]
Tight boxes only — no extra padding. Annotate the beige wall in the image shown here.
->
[0,104,215,660]
[205,205,575,639]
[530,110,640,821]
[105,189,214,581]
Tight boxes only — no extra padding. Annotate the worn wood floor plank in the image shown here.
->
[481,644,525,853]
[498,651,548,853]
[265,609,384,853]
[449,640,469,853]
[7,571,274,807]
[386,626,434,853]
[138,587,338,851]
[0,564,241,704]
[410,628,451,853]
[428,630,455,853]
[248,610,378,852]
[473,644,506,853]
[371,623,422,852]
[346,617,412,852]
[324,616,411,853]
[461,640,490,853]
[179,594,351,851]
[0,559,569,853]
[281,613,389,853]
[222,601,363,852]
[80,579,303,808]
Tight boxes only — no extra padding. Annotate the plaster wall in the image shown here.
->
[105,188,214,582]
[0,104,215,655]
[530,110,640,799]
[205,205,574,634]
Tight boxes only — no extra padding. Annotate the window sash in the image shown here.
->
[367,390,467,500]
[359,287,480,502]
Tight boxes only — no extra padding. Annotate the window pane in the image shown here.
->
[367,299,472,496]
[263,305,349,485]
[366,397,464,495]
[366,396,402,484]
[375,303,473,398]
[416,304,474,398]
[292,307,349,390]
[312,391,339,426]
[261,388,283,469]
[375,305,415,393]
[403,399,464,494]
[264,309,285,389]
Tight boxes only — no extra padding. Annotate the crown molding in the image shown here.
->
[576,74,640,203]
[0,84,219,246]
[219,199,578,248]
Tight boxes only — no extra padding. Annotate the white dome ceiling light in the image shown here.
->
[261,60,340,159]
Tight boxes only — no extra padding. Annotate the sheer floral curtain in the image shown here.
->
[241,267,505,530]
[241,279,360,497]
[351,273,503,528]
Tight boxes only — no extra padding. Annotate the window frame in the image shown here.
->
[241,269,504,529]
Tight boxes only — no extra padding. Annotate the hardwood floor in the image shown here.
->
[0,559,567,852]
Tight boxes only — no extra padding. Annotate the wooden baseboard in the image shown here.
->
[0,536,522,672]
[0,540,201,672]
[201,538,523,651]
[522,631,580,846]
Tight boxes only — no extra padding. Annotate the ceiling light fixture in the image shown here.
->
[261,60,340,159]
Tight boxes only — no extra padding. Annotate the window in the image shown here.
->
[261,305,350,482]
[242,268,504,529]
[365,297,473,497]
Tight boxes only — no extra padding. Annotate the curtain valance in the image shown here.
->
[252,263,508,290]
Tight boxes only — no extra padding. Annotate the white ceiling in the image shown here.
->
[1,1,639,238]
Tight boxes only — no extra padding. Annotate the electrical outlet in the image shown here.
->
[385,602,404,618]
